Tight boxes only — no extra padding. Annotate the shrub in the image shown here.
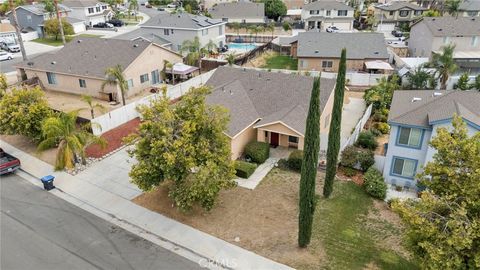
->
[373,122,390,134]
[287,150,303,171]
[340,145,358,168]
[358,149,375,172]
[342,166,357,177]
[373,112,388,122]
[245,141,270,163]
[363,167,387,200]
[234,161,257,178]
[370,127,382,137]
[356,131,378,150]
[277,158,289,170]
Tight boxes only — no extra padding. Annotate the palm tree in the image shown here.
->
[102,65,128,106]
[81,95,106,119]
[226,53,237,66]
[431,44,458,90]
[8,0,27,61]
[445,0,461,18]
[407,65,433,89]
[204,39,217,55]
[38,111,107,170]
[129,0,139,21]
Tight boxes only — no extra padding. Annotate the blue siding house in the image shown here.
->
[383,90,480,190]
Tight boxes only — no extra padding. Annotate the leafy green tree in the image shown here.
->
[126,86,236,211]
[185,4,192,14]
[470,74,480,90]
[445,0,461,18]
[38,111,106,170]
[407,66,433,90]
[298,77,321,247]
[81,95,106,119]
[0,87,52,141]
[393,116,480,269]
[262,0,286,21]
[282,21,291,32]
[44,18,73,40]
[0,73,7,98]
[431,44,458,90]
[455,72,470,90]
[182,0,199,11]
[323,49,346,198]
[128,0,139,20]
[102,65,128,106]
[363,74,400,112]
[226,53,236,66]
[423,9,441,17]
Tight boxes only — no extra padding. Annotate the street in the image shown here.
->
[1,173,202,270]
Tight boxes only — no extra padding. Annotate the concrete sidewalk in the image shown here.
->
[1,140,293,270]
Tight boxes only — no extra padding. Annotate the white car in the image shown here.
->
[326,26,340,33]
[0,51,13,61]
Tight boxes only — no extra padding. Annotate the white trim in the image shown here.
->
[254,121,304,137]
[231,118,262,139]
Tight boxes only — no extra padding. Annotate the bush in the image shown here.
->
[234,161,257,178]
[372,112,387,122]
[340,145,358,168]
[356,131,378,150]
[363,167,387,200]
[370,127,382,137]
[373,122,390,134]
[245,141,269,164]
[287,150,303,171]
[342,166,357,177]
[358,149,375,172]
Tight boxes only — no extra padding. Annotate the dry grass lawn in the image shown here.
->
[1,134,56,166]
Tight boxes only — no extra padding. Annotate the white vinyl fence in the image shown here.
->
[339,104,373,152]
[91,70,215,135]
[374,155,386,172]
[321,72,387,86]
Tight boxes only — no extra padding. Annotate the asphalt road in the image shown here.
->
[0,52,46,73]
[1,173,202,270]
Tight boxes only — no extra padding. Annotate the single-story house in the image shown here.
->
[15,37,183,102]
[291,32,391,73]
[209,2,265,23]
[205,66,336,159]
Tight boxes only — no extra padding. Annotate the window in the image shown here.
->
[309,10,319,15]
[88,7,94,13]
[326,10,331,16]
[96,6,100,12]
[337,10,348,16]
[127,79,133,89]
[202,29,208,36]
[288,136,298,143]
[414,10,423,16]
[399,10,410,17]
[79,79,86,88]
[164,29,169,35]
[102,5,107,10]
[151,70,160,84]
[397,127,422,148]
[46,72,57,85]
[140,74,149,83]
[467,11,478,17]
[299,59,307,68]
[392,157,417,178]
[322,61,333,68]
[264,131,268,138]
[443,36,450,44]
[171,29,174,34]
[389,11,394,16]
[472,36,478,46]
[27,15,32,23]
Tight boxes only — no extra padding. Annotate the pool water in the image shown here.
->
[228,43,258,51]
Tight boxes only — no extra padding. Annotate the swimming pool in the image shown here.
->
[228,43,258,51]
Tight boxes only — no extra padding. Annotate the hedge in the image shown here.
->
[340,145,375,172]
[287,150,303,171]
[356,131,378,150]
[363,167,387,200]
[245,141,269,164]
[234,160,257,178]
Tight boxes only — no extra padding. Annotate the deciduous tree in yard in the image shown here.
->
[44,18,73,40]
[0,87,52,141]
[323,48,347,198]
[126,86,236,211]
[298,77,321,247]
[262,0,287,21]
[392,116,480,269]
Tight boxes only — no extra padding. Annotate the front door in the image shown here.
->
[270,132,279,146]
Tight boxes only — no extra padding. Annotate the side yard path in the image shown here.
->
[1,140,293,270]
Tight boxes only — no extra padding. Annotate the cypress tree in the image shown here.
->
[298,77,321,248]
[323,48,347,198]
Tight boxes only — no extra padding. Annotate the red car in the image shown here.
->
[0,148,21,175]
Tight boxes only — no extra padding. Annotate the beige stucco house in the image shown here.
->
[15,37,183,102]
[205,66,336,160]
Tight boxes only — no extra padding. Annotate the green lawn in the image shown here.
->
[32,34,104,46]
[311,181,418,270]
[261,54,298,70]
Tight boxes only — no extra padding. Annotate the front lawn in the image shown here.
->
[133,168,416,269]
[261,54,298,70]
[32,34,103,46]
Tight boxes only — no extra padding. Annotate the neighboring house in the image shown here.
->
[291,32,390,72]
[408,17,480,70]
[66,17,87,33]
[138,13,227,51]
[62,0,112,27]
[205,66,336,159]
[201,0,237,10]
[301,1,354,31]
[459,0,480,17]
[0,23,17,43]
[284,0,307,10]
[374,1,426,26]
[7,3,71,37]
[383,90,480,189]
[114,28,174,50]
[15,37,183,103]
[209,2,265,23]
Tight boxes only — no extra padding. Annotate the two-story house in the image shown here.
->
[408,17,480,70]
[374,1,426,27]
[7,3,71,37]
[62,0,112,27]
[459,0,480,17]
[209,2,265,23]
[116,13,227,51]
[383,90,480,189]
[301,1,354,31]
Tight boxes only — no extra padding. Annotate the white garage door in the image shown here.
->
[72,22,86,34]
[332,22,352,31]
[377,23,395,33]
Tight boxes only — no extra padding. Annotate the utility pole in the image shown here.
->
[54,0,66,45]
[9,0,27,61]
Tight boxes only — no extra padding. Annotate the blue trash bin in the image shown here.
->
[41,175,55,191]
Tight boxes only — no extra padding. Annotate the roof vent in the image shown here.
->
[314,50,319,53]
[472,18,476,21]
[77,39,82,43]
[433,92,442,97]
[51,61,56,65]
[432,18,435,21]
[411,97,422,102]
[438,28,442,31]
[374,51,379,54]
[229,89,233,95]
[221,86,225,92]
[133,44,138,47]
[27,62,34,66]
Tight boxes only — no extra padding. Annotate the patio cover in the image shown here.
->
[166,63,199,75]
[365,60,394,70]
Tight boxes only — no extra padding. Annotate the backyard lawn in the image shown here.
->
[261,53,298,70]
[32,34,103,46]
[133,167,416,269]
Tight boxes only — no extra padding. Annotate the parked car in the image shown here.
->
[391,30,403,37]
[0,41,20,53]
[166,4,176,8]
[326,26,340,33]
[0,148,21,175]
[0,51,13,61]
[93,22,114,28]
[107,19,124,27]
[145,3,152,8]
[157,7,165,11]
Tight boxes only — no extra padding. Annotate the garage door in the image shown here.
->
[332,22,352,31]
[72,23,86,34]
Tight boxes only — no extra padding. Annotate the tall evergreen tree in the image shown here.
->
[323,48,347,198]
[298,77,321,248]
